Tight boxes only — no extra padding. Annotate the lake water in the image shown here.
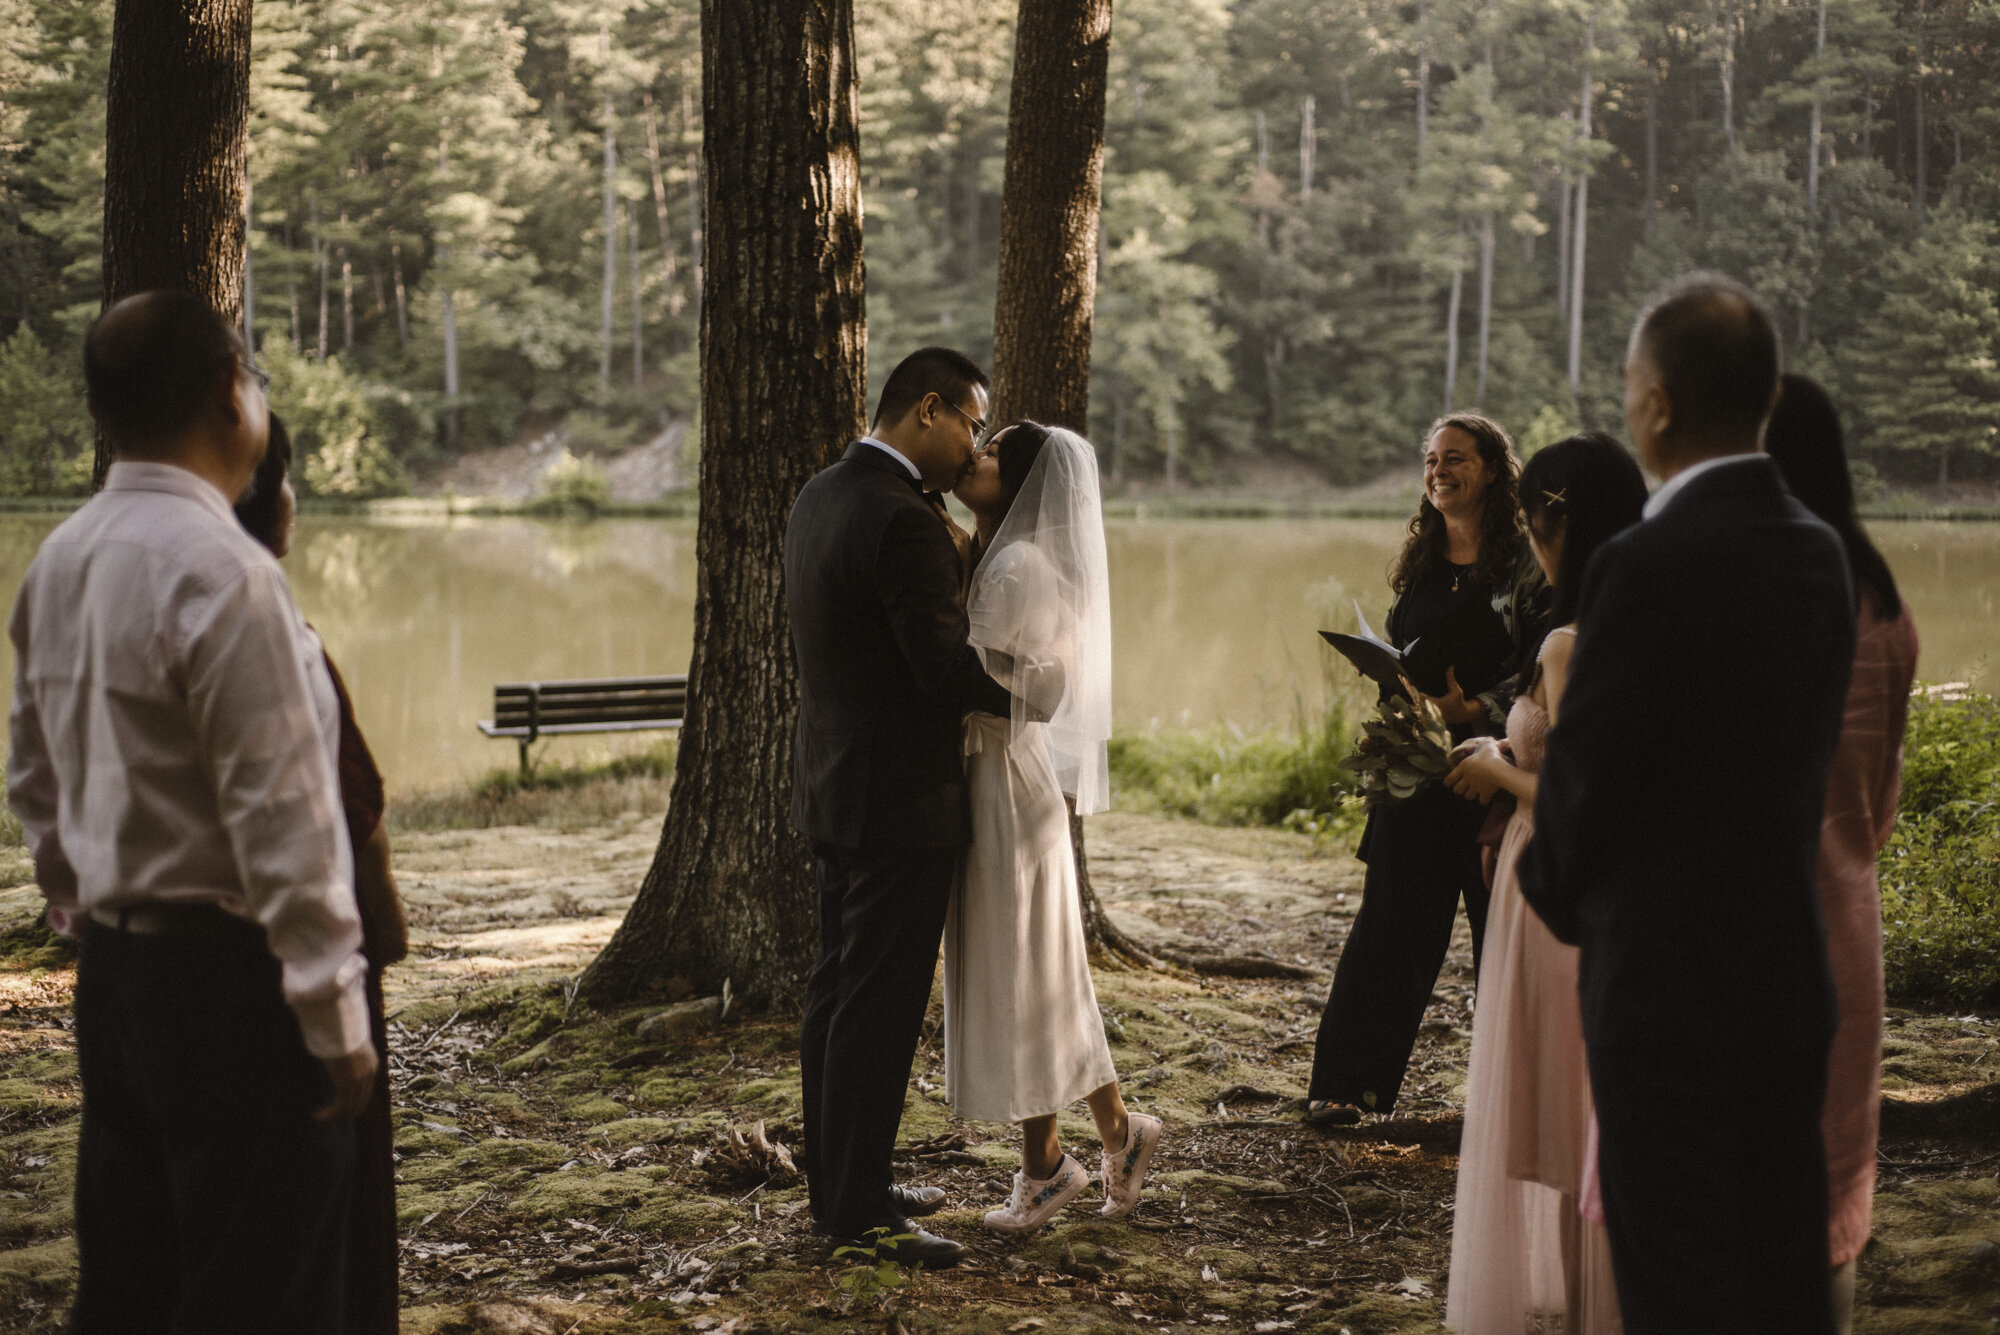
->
[0,513,1992,792]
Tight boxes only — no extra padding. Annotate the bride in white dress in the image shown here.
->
[944,422,1162,1236]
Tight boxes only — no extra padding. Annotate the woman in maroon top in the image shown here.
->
[236,416,406,1334]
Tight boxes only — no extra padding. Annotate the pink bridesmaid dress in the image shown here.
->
[1448,630,1622,1334]
[1820,596,1918,1264]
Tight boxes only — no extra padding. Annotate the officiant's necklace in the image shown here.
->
[1449,560,1473,593]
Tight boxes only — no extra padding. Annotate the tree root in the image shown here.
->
[1152,948,1321,981]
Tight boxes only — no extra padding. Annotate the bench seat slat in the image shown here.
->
[479,718,685,739]
[492,706,685,726]
[493,675,687,696]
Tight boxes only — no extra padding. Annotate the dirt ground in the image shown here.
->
[2,808,1997,1333]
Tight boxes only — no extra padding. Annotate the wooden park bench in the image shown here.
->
[478,674,687,776]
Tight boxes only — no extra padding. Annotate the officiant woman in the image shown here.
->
[1305,413,1549,1124]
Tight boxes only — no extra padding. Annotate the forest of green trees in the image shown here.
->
[2,0,1998,497]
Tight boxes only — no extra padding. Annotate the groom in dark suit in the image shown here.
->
[1520,274,1856,1334]
[785,347,1011,1266]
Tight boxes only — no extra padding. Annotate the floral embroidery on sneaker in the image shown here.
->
[982,1155,1087,1236]
[1098,1112,1162,1218]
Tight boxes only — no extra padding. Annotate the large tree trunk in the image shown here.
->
[989,0,1154,968]
[991,0,1111,430]
[581,0,865,1007]
[98,0,254,485]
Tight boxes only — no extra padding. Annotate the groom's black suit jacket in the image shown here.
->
[1519,456,1855,1055]
[785,441,1011,850]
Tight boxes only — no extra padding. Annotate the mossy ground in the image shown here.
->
[1,805,1995,1333]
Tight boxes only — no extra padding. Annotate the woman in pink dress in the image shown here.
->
[1440,433,1647,1334]
[1765,374,1919,1335]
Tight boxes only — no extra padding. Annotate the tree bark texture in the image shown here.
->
[97,0,253,485]
[989,0,1150,968]
[581,0,865,1008]
[989,0,1112,431]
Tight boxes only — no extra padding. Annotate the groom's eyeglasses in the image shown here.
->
[934,396,988,443]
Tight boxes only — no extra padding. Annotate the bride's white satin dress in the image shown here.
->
[942,544,1116,1124]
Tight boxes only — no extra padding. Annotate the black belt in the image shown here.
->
[88,902,242,936]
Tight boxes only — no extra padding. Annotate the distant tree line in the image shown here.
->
[2,0,1998,496]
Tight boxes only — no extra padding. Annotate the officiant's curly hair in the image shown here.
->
[1389,412,1526,597]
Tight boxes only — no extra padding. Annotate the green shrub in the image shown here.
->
[263,340,409,499]
[531,447,612,514]
[1880,687,2000,1008]
[0,326,93,496]
[1108,703,1358,833]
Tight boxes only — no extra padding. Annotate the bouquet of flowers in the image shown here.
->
[1339,690,1454,810]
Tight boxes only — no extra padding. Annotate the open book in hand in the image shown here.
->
[1319,601,1410,694]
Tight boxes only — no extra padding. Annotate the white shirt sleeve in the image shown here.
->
[181,562,369,1059]
[6,591,78,933]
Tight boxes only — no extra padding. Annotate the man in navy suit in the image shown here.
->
[785,348,1011,1267]
[1521,273,1855,1334]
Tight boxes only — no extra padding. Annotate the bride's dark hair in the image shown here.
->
[995,420,1053,509]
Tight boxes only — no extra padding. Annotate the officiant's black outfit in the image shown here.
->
[786,441,1011,1245]
[1308,550,1546,1115]
[1521,457,1854,1334]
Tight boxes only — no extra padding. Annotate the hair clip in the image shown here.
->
[1541,487,1567,507]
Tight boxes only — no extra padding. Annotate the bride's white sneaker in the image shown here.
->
[1098,1112,1162,1217]
[982,1155,1088,1236]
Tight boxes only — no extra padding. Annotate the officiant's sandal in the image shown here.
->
[983,1155,1088,1236]
[1099,1112,1163,1217]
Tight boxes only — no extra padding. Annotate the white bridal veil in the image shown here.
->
[966,426,1113,814]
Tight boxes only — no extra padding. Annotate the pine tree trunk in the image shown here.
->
[1475,211,1494,409]
[630,204,644,388]
[99,0,254,483]
[601,89,618,392]
[391,242,409,347]
[314,197,328,362]
[1555,164,1572,317]
[1644,68,1658,238]
[1913,0,1928,231]
[1807,0,1826,223]
[1568,16,1594,396]
[642,91,683,316]
[1443,225,1464,412]
[989,0,1152,967]
[580,0,865,1007]
[242,174,255,348]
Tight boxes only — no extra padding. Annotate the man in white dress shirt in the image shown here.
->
[7,290,375,1333]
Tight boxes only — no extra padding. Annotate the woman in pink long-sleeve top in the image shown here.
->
[1766,374,1919,1335]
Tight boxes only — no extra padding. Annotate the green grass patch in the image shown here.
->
[1108,702,1362,838]
[1881,686,2000,1008]
[390,741,676,833]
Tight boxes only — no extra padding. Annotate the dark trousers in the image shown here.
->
[345,968,399,1335]
[71,913,354,1335]
[1309,784,1489,1113]
[1589,1043,1834,1335]
[799,842,956,1240]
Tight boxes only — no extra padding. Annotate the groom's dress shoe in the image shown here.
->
[833,1221,966,1268]
[888,1184,948,1217]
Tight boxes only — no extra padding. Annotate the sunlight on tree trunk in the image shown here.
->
[581,0,865,1007]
